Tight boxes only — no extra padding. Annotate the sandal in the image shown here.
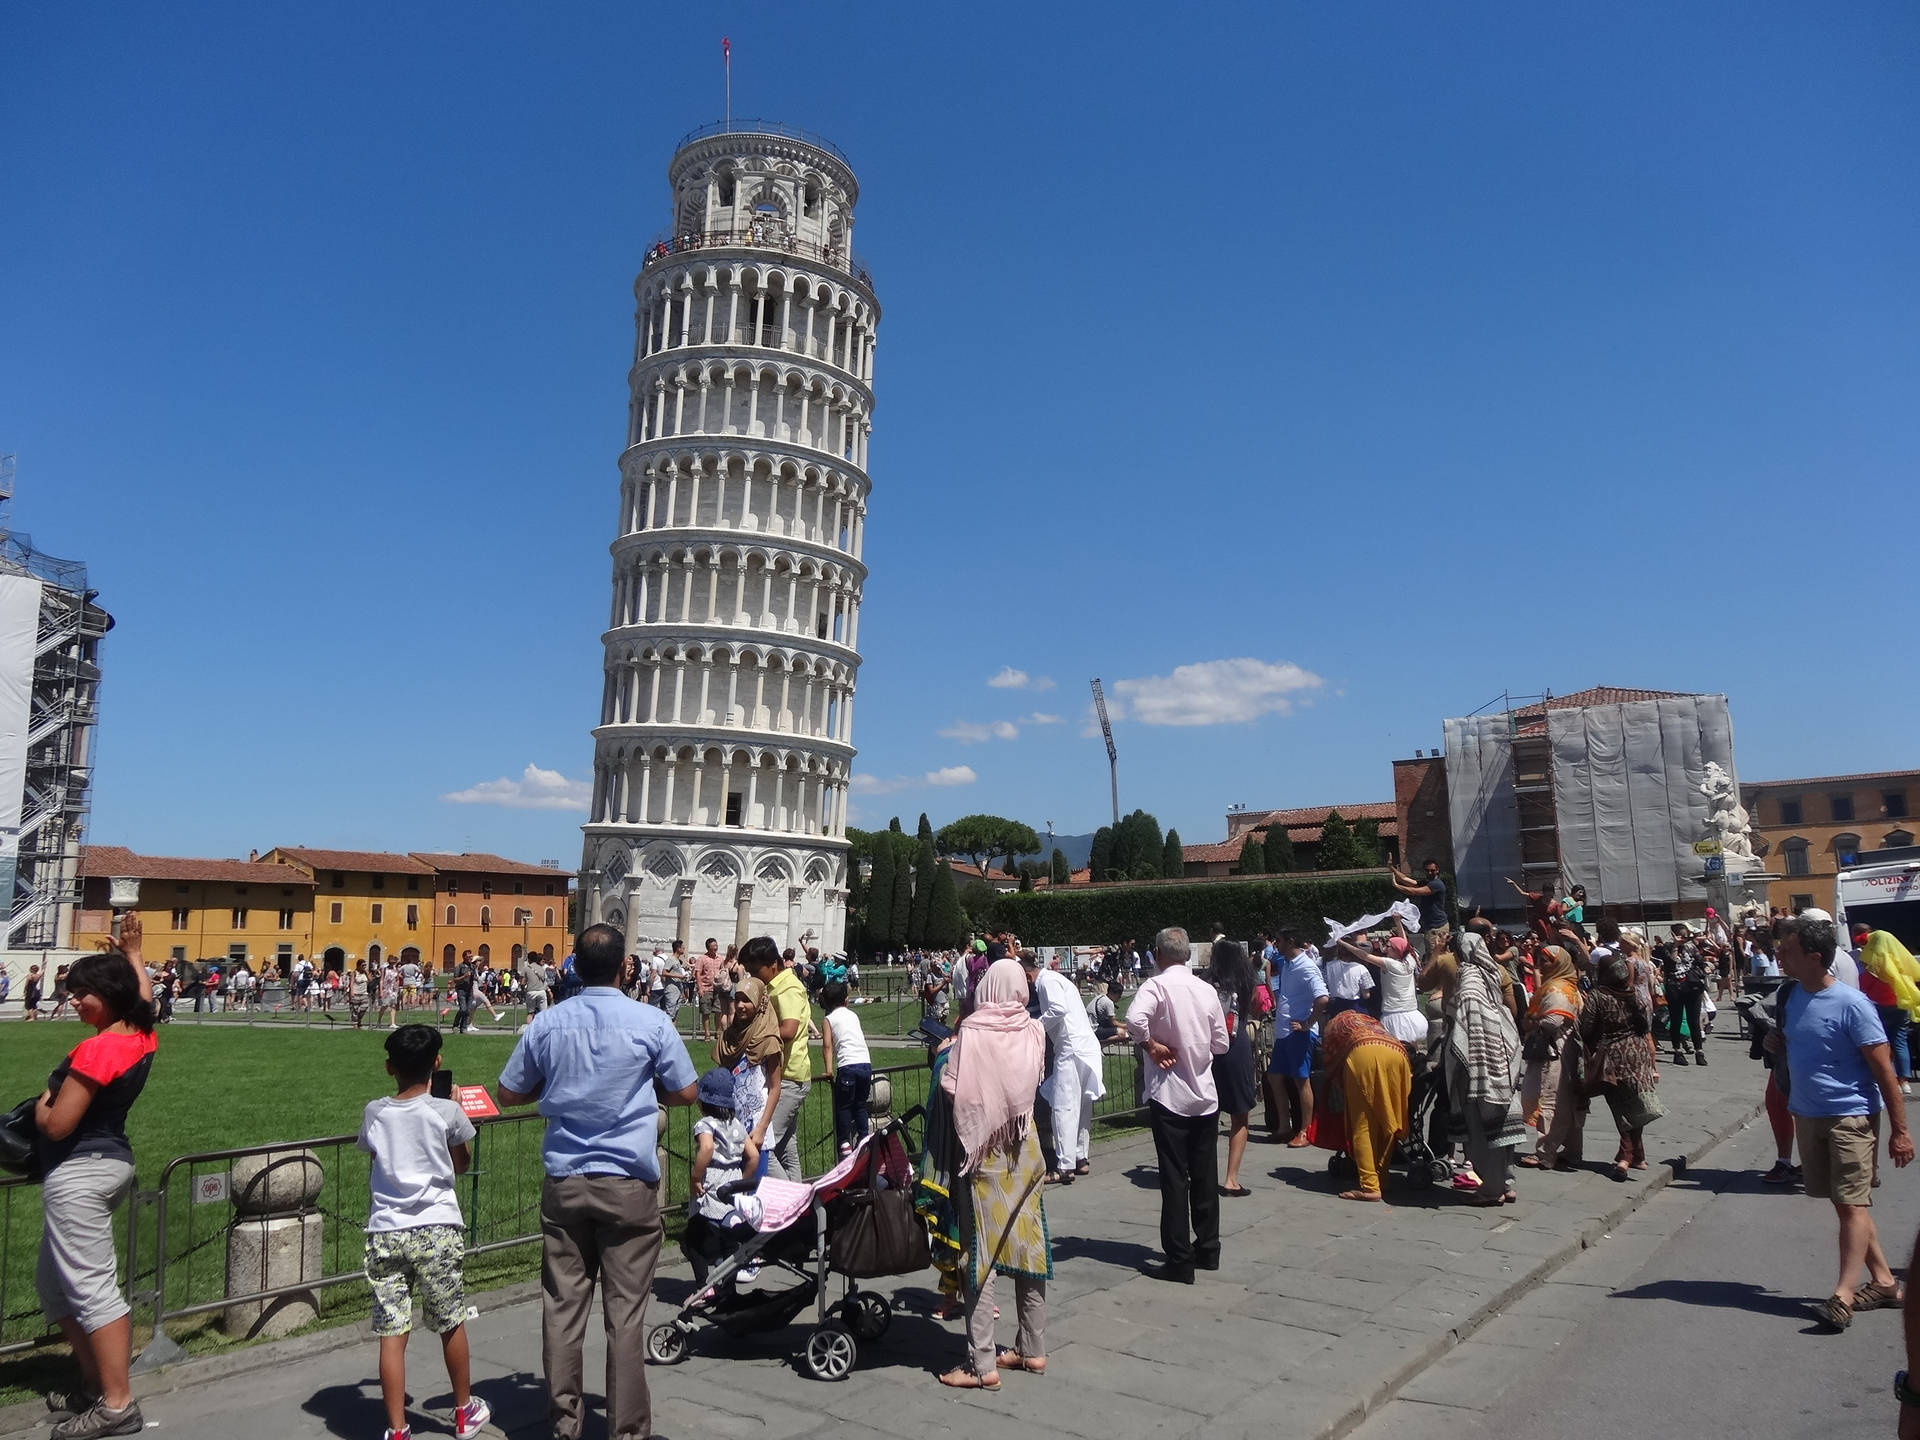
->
[1514,1155,1543,1169]
[996,1350,1047,1375]
[1609,1163,1630,1183]
[1043,1172,1066,1186]
[1467,1194,1506,1208]
[1338,1189,1383,1202]
[1814,1294,1853,1331]
[1855,1281,1904,1311]
[1074,1162,1091,1176]
[938,1367,1001,1390]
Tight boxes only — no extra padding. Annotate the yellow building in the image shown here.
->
[1743,769,1918,914]
[75,846,315,970]
[260,847,436,973]
[409,853,573,972]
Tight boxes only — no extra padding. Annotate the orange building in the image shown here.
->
[73,846,315,971]
[259,847,437,973]
[409,853,572,971]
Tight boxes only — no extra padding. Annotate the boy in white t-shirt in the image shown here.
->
[357,1025,491,1440]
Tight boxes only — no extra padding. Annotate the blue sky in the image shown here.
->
[5,2,1915,864]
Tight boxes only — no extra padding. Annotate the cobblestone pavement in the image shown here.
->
[0,1027,1769,1440]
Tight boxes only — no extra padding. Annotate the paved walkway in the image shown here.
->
[0,1028,1769,1440]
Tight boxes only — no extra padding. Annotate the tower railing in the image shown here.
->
[672,119,852,167]
[640,226,874,290]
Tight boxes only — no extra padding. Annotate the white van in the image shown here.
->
[1833,849,1920,950]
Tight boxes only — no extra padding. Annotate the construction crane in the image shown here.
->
[1089,678,1118,827]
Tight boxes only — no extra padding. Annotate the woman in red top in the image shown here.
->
[34,914,157,1440]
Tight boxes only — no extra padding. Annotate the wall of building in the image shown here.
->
[1394,755,1453,876]
[433,875,568,970]
[1746,773,1917,913]
[73,876,314,968]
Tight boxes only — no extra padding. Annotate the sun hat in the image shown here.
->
[696,1067,736,1110]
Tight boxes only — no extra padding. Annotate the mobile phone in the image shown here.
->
[430,1069,454,1100]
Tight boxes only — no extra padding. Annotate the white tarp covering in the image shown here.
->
[0,575,43,909]
[1547,695,1736,906]
[1444,714,1520,911]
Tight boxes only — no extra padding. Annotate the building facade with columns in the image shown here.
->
[578,120,875,955]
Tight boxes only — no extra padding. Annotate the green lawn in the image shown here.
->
[0,1006,1139,1402]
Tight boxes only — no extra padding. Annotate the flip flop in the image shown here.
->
[938,1368,1002,1391]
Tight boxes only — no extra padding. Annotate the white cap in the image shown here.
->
[1797,907,1834,923]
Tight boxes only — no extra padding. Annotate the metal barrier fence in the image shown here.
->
[0,1045,1144,1361]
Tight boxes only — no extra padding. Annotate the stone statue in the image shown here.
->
[1700,761,1756,861]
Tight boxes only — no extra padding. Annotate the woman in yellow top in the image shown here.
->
[1516,945,1586,1171]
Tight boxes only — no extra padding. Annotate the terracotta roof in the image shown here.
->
[1744,769,1920,791]
[1188,817,1400,865]
[947,860,1016,881]
[266,847,436,876]
[409,853,575,879]
[80,845,314,887]
[1241,801,1398,828]
[1509,686,1698,717]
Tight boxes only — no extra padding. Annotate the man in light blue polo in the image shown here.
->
[497,923,697,1440]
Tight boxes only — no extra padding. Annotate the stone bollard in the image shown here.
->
[223,1148,326,1339]
[869,1073,893,1122]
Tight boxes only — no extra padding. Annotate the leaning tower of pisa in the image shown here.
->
[579,120,876,956]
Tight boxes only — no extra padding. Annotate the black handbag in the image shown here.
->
[0,1096,43,1180]
[829,1183,929,1278]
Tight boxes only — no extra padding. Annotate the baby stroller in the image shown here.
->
[1322,1033,1452,1190]
[645,1113,929,1381]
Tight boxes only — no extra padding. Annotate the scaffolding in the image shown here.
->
[0,456,112,952]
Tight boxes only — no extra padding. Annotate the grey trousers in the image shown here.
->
[37,1155,134,1330]
[970,1269,1046,1375]
[539,1174,662,1440]
[766,1078,811,1180]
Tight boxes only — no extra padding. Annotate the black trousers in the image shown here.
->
[1148,1102,1220,1269]
[1669,983,1705,1053]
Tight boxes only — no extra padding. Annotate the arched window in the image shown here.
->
[1885,830,1915,849]
[1782,837,1811,877]
[445,905,456,925]
[477,943,490,963]
[545,907,555,926]
[1833,833,1862,868]
[511,944,524,963]
[480,906,492,931]
[441,943,455,969]
[803,180,820,219]
[716,169,735,209]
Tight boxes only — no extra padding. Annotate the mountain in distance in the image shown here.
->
[1010,830,1098,871]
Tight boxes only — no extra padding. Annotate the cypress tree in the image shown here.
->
[1237,834,1266,875]
[916,812,934,845]
[924,857,967,948]
[1317,810,1363,870]
[1018,868,1035,892]
[909,832,938,946]
[1089,826,1114,882]
[864,834,896,955]
[888,833,915,952]
[1351,818,1383,866]
[1265,825,1295,873]
[1162,828,1185,880]
[1050,848,1070,886]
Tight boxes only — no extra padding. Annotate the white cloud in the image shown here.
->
[850,765,977,796]
[988,666,1054,692]
[1111,658,1325,727]
[938,719,1020,744]
[1023,712,1063,726]
[442,764,591,811]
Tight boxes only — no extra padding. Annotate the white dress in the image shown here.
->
[1378,957,1429,1045]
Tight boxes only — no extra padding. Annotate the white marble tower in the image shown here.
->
[580,121,876,956]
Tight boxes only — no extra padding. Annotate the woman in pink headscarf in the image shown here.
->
[936,957,1052,1390]
[1328,919,1430,1047]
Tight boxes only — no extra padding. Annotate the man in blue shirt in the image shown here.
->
[498,923,697,1440]
[1768,914,1912,1331]
[1265,932,1328,1148]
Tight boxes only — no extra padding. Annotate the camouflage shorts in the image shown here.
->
[365,1224,466,1337]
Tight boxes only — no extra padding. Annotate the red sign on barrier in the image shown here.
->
[457,1085,500,1119]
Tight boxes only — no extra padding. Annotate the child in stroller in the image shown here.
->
[682,1068,763,1285]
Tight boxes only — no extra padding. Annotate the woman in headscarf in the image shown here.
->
[1516,946,1586,1172]
[1327,922,1429,1047]
[1578,954,1661,1180]
[713,975,785,1156]
[1857,931,1920,1087]
[1319,1009,1413,1201]
[936,958,1051,1391]
[1445,931,1526,1206]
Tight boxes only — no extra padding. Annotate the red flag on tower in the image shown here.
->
[723,36,730,61]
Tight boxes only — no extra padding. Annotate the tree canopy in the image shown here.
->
[1236,834,1266,875]
[936,814,1042,879]
[1162,828,1185,880]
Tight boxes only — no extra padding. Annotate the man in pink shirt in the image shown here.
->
[1126,926,1229,1283]
[692,938,725,1043]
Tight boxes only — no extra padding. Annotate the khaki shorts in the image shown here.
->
[1795,1112,1880,1205]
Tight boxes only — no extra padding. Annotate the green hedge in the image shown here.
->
[987,870,1400,946]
